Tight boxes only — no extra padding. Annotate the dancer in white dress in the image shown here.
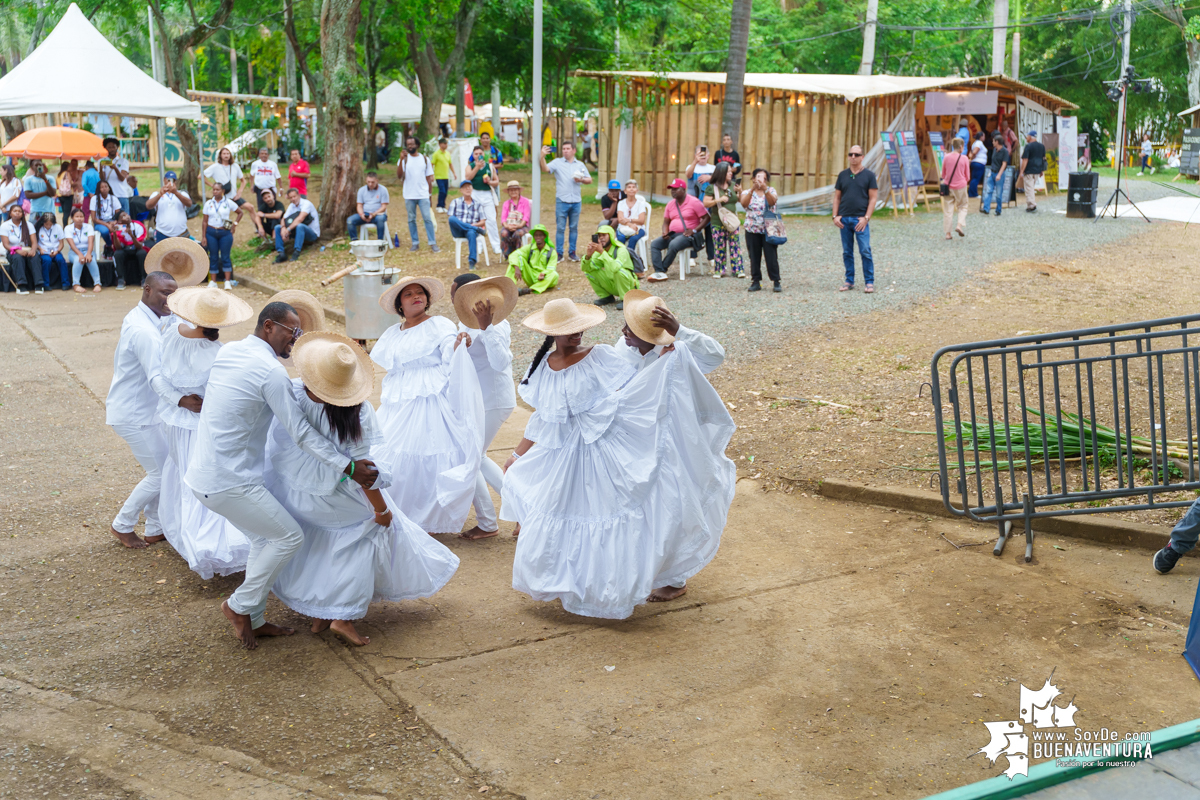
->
[449,274,519,540]
[156,286,253,579]
[500,298,736,619]
[266,332,460,646]
[371,276,485,534]
[614,289,725,376]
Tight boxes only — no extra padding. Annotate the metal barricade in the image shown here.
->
[930,314,1200,561]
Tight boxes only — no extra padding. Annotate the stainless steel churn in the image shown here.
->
[343,239,397,340]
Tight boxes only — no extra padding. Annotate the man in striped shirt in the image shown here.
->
[447,181,486,268]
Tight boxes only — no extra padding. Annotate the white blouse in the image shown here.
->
[519,344,635,448]
[156,323,223,431]
[370,316,459,405]
[456,319,515,411]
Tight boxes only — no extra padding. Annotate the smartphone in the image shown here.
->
[699,146,708,154]
[590,234,599,243]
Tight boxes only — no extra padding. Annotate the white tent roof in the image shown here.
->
[1178,102,1200,118]
[363,81,422,124]
[0,3,200,120]
[440,103,474,123]
[476,103,525,120]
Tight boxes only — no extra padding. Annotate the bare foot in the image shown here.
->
[511,522,521,538]
[73,285,84,293]
[110,526,148,549]
[459,525,499,541]
[222,599,256,650]
[648,585,687,602]
[252,621,296,638]
[93,285,102,293]
[143,534,166,544]
[329,619,370,646]
[311,619,331,634]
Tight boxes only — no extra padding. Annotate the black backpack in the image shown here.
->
[625,244,645,275]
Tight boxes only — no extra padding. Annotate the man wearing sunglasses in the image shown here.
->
[832,146,879,294]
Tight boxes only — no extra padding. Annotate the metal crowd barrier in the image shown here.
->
[929,314,1200,561]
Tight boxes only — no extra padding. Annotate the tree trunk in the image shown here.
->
[1153,1,1200,105]
[365,0,379,169]
[722,0,752,150]
[317,0,364,239]
[285,0,325,160]
[406,0,483,142]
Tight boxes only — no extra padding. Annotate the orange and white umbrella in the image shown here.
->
[1,126,107,160]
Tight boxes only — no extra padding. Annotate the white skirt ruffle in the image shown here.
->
[159,424,250,579]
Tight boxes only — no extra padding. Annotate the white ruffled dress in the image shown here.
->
[370,316,485,533]
[156,325,250,579]
[266,379,460,620]
[501,342,737,619]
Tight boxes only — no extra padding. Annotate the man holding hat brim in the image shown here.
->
[450,274,519,540]
[104,270,185,550]
[617,290,726,375]
[145,171,192,243]
[506,224,559,295]
[156,286,255,579]
[499,180,531,258]
[447,180,487,269]
[185,300,380,650]
[582,225,640,310]
[600,179,625,227]
[1017,130,1046,213]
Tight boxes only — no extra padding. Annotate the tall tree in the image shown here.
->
[405,0,483,142]
[1151,1,1200,106]
[148,0,237,197]
[317,0,364,238]
[722,0,752,149]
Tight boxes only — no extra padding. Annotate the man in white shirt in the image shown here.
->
[274,187,319,262]
[105,271,191,549]
[537,140,591,261]
[249,147,281,206]
[100,137,132,214]
[186,301,380,649]
[145,170,192,243]
[395,135,440,252]
[347,171,390,240]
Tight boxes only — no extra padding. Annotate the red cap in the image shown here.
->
[668,178,686,189]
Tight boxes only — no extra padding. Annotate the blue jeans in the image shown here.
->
[405,198,436,246]
[981,168,1002,215]
[206,226,233,276]
[1169,496,1200,555]
[347,212,387,240]
[117,197,131,215]
[41,253,68,288]
[69,250,99,286]
[154,230,182,244]
[555,199,581,257]
[839,218,873,285]
[96,222,112,247]
[968,162,985,198]
[616,228,646,252]
[448,216,479,264]
[436,179,449,210]
[275,222,314,256]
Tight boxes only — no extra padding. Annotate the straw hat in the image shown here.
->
[267,290,326,333]
[145,238,208,287]
[291,331,375,406]
[622,289,674,346]
[506,180,522,190]
[167,286,254,329]
[452,275,518,328]
[378,276,446,315]
[522,297,606,336]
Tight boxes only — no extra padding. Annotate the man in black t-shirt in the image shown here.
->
[600,180,625,227]
[713,133,741,183]
[981,135,1010,216]
[832,145,879,292]
[256,188,286,241]
[1018,131,1046,212]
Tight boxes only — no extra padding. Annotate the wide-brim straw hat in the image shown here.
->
[167,286,254,329]
[522,297,606,336]
[379,276,446,315]
[506,180,521,189]
[267,290,326,333]
[145,238,208,287]
[453,275,518,328]
[622,289,674,346]
[291,331,375,407]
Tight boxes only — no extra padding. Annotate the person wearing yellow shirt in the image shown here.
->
[431,138,456,213]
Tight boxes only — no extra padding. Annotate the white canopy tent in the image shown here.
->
[0,3,200,121]
[363,81,422,124]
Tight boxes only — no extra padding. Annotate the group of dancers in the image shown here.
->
[104,237,737,649]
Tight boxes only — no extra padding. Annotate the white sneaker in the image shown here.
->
[224,280,232,290]
[1137,171,1144,176]
[16,287,28,295]
[34,287,44,294]
[208,280,217,289]
[1151,167,1157,174]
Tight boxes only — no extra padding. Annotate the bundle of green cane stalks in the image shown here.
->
[938,408,1194,473]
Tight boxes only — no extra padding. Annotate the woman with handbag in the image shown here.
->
[57,161,78,225]
[702,162,744,278]
[941,137,970,240]
[614,179,650,252]
[739,168,781,293]
[498,180,531,258]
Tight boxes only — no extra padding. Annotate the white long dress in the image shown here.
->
[500,342,737,619]
[371,315,485,533]
[267,380,460,620]
[156,325,250,579]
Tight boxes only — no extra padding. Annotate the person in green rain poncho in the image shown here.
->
[581,224,641,310]
[506,223,559,295]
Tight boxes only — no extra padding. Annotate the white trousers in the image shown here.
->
[471,406,514,531]
[474,190,502,254]
[195,483,304,629]
[111,423,168,536]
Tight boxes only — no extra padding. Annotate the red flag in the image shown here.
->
[463,79,475,112]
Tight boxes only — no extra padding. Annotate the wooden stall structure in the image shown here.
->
[579,70,1075,212]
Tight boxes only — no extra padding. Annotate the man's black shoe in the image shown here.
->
[1154,546,1183,574]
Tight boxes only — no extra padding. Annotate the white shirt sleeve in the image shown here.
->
[261,368,349,471]
[674,326,725,374]
[474,325,513,375]
[132,325,184,409]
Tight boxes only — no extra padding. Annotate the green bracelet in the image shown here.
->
[341,460,354,483]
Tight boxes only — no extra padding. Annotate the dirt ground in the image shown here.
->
[2,214,1199,798]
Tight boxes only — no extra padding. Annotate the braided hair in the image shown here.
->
[521,335,554,385]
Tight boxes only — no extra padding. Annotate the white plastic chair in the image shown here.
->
[635,236,649,272]
[357,221,392,249]
[454,235,490,271]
